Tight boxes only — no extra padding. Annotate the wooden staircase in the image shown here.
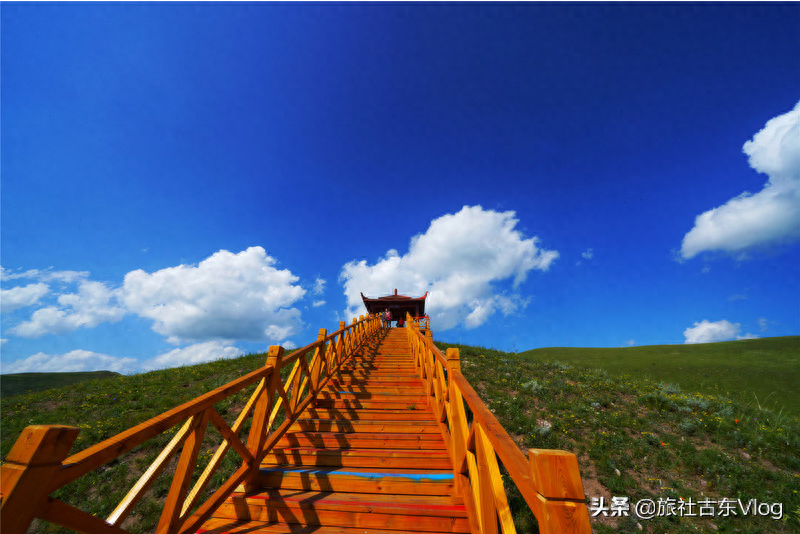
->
[198,328,469,534]
[2,314,592,534]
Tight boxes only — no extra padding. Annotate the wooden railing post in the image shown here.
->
[310,329,327,395]
[1,425,80,534]
[244,346,283,490]
[529,449,591,534]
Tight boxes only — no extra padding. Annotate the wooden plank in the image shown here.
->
[257,467,455,496]
[157,410,209,533]
[290,421,441,434]
[198,517,458,534]
[278,432,446,450]
[264,448,452,469]
[108,418,193,526]
[300,408,436,420]
[40,498,130,534]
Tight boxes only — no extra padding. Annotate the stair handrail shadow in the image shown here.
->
[0,314,382,534]
[404,312,592,534]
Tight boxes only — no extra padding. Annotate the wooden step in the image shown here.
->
[313,398,428,410]
[212,488,470,532]
[301,407,435,420]
[279,431,446,450]
[257,466,454,496]
[199,517,458,534]
[290,419,440,434]
[263,447,452,469]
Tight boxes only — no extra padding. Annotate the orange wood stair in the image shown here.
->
[197,329,469,534]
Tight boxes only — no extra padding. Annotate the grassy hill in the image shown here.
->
[519,336,800,417]
[1,370,121,398]
[1,339,798,533]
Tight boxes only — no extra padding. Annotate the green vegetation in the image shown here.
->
[519,336,800,417]
[1,371,121,398]
[0,352,277,533]
[436,340,800,533]
[1,337,798,533]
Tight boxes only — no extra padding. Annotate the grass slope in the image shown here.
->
[1,337,798,533]
[1,370,121,398]
[519,336,800,417]
[436,340,800,533]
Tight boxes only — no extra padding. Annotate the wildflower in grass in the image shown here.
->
[735,419,739,423]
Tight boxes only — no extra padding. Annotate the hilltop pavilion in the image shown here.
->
[361,289,428,322]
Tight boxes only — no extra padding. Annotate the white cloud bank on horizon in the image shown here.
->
[683,319,757,344]
[141,341,243,371]
[2,349,139,374]
[681,100,800,259]
[340,205,558,330]
[122,247,305,344]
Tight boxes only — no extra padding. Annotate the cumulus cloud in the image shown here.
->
[1,283,50,313]
[340,206,558,330]
[10,281,126,337]
[683,319,755,344]
[582,248,594,260]
[312,300,326,308]
[2,349,138,374]
[141,341,243,371]
[681,101,800,259]
[122,246,305,343]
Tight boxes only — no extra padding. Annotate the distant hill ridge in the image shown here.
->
[519,335,800,416]
[1,370,121,398]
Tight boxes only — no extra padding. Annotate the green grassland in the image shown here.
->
[519,336,800,417]
[1,337,798,533]
[436,339,800,533]
[1,370,121,398]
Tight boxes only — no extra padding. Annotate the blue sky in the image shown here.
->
[2,3,799,374]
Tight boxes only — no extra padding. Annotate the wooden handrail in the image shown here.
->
[0,314,383,534]
[405,312,591,534]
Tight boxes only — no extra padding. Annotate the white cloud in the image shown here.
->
[0,267,89,284]
[683,319,742,344]
[624,340,635,347]
[10,281,125,338]
[758,317,769,332]
[2,349,138,374]
[313,277,326,295]
[681,101,800,259]
[736,333,759,340]
[281,340,298,350]
[1,338,7,345]
[340,206,558,330]
[122,247,305,343]
[582,248,594,260]
[1,283,50,313]
[312,300,326,308]
[141,341,243,371]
